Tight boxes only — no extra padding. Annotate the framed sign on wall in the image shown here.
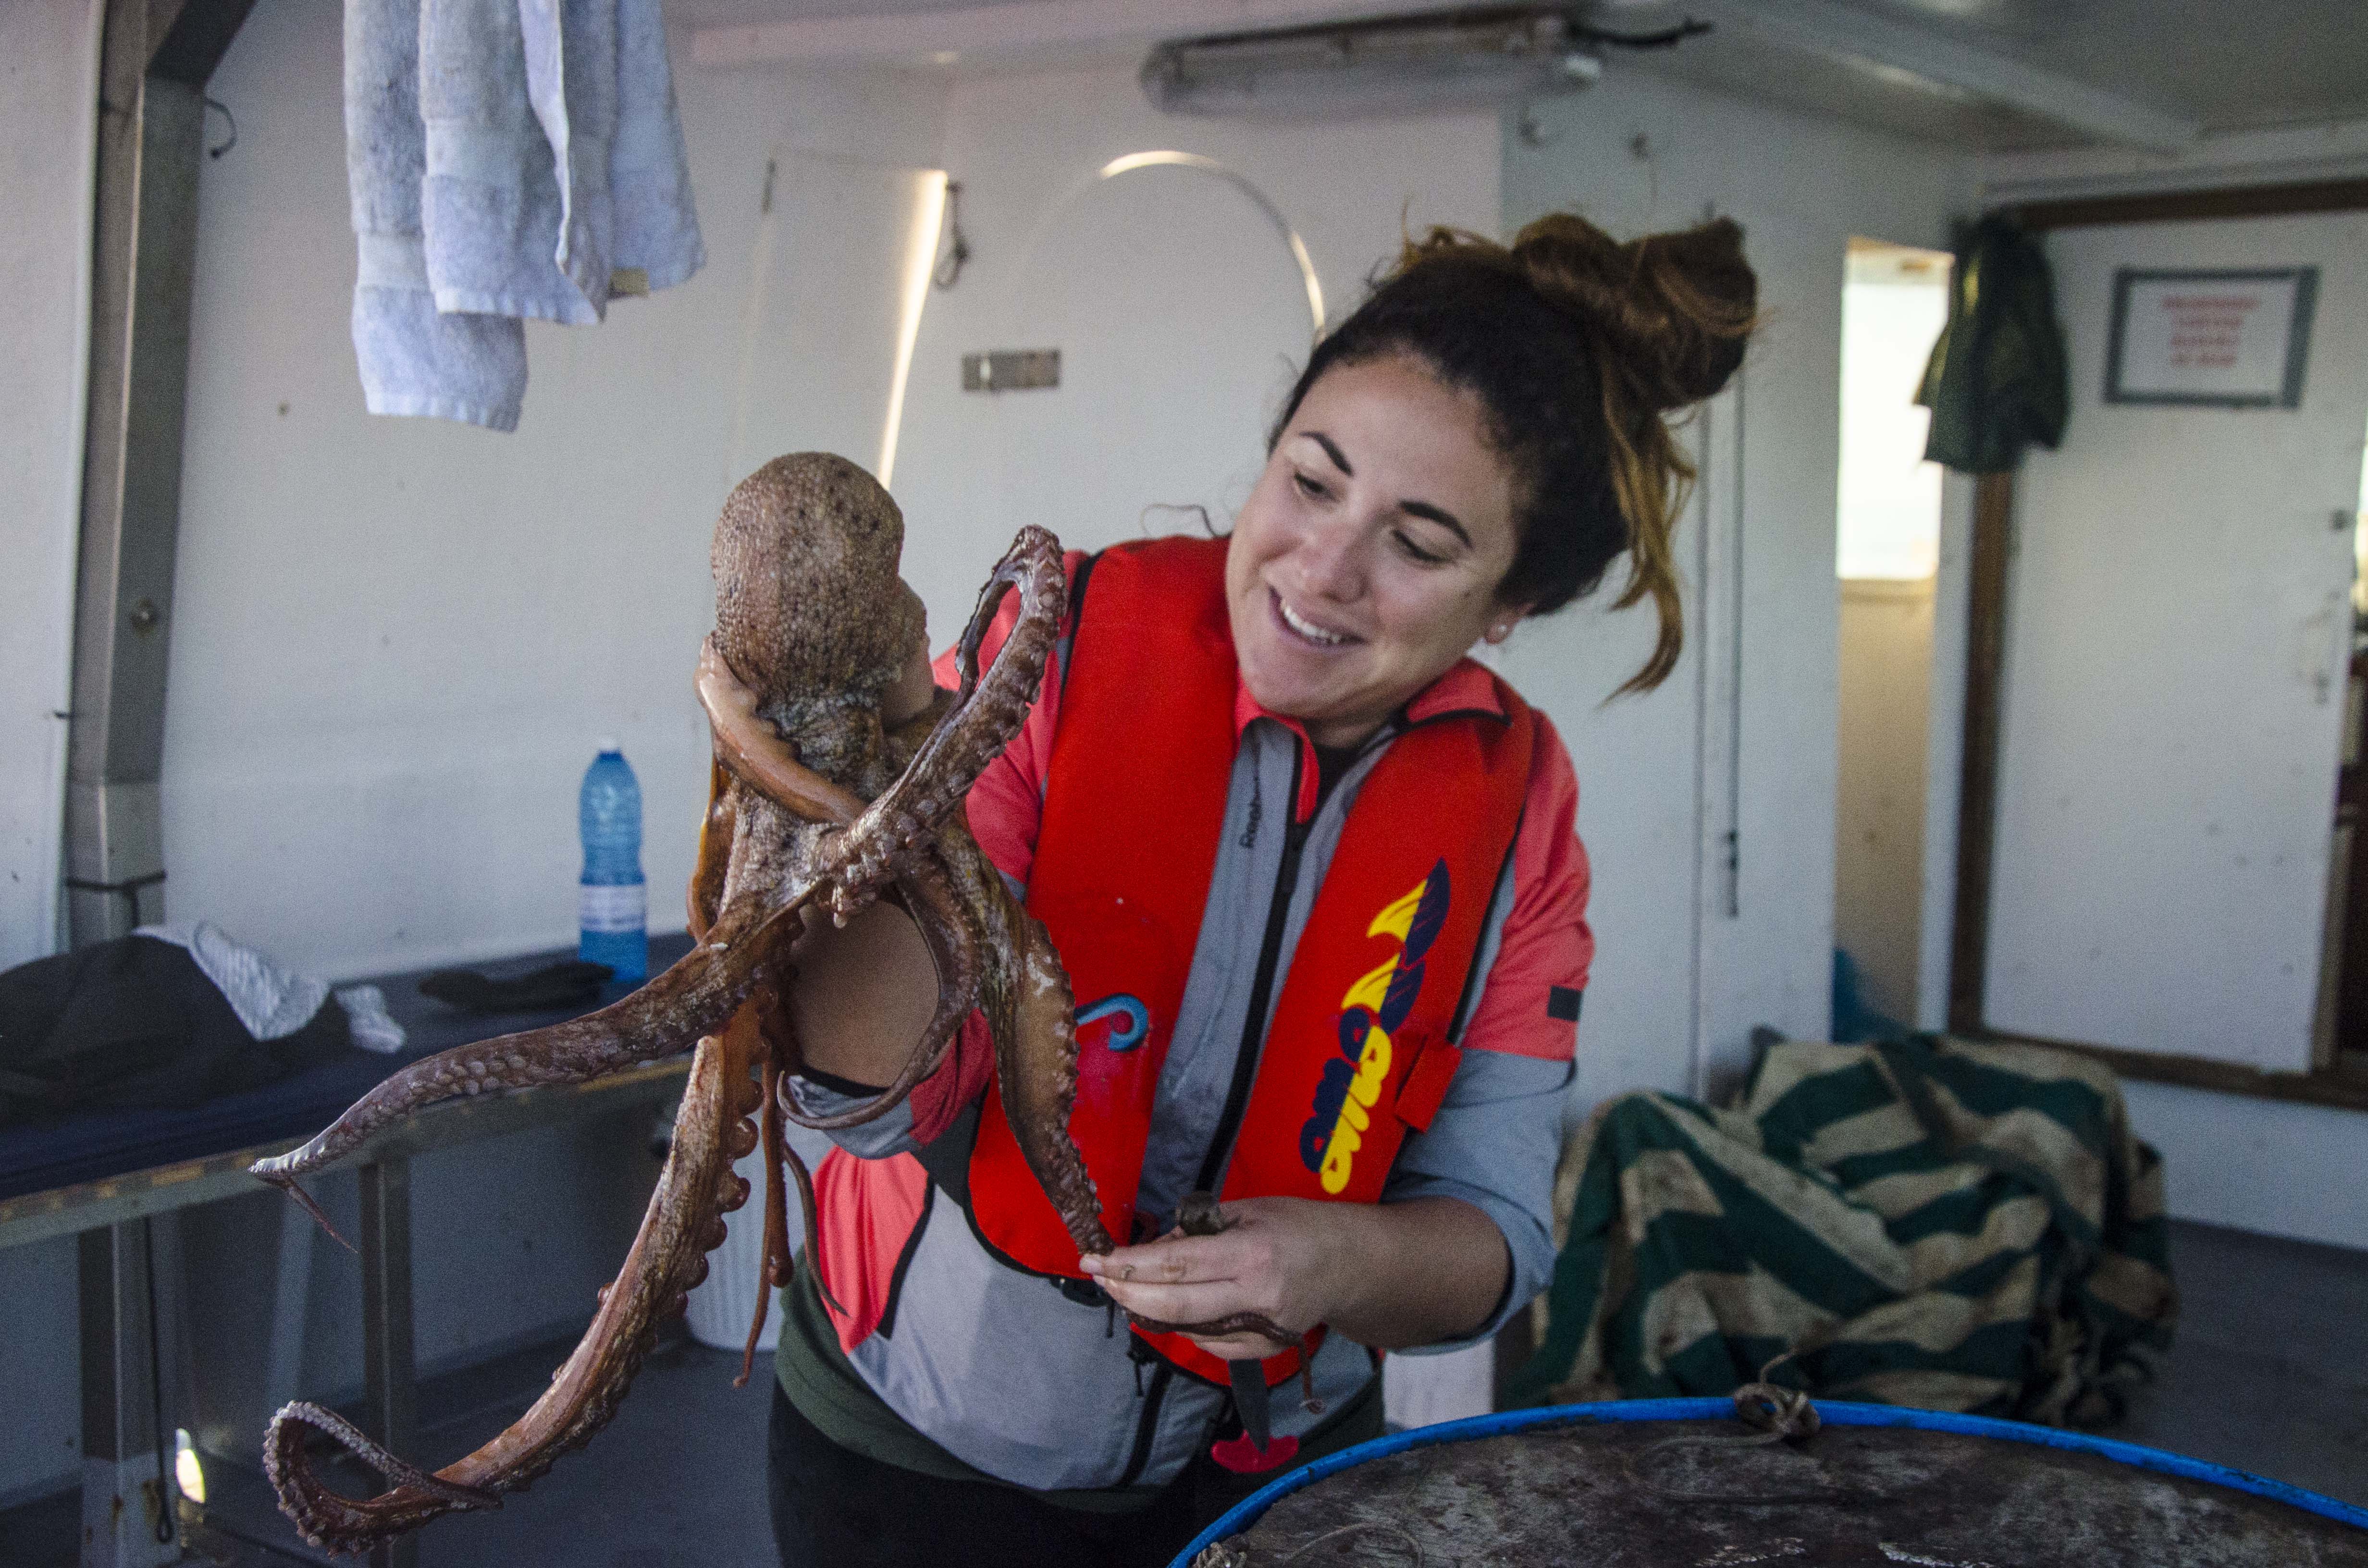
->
[2105,267,2319,407]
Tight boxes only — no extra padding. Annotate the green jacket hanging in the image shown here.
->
[1918,215,2069,474]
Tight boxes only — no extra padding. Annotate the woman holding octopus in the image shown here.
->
[760,210,1758,1568]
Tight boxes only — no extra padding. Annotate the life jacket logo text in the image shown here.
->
[1299,861,1450,1193]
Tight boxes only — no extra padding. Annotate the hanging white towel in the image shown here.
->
[345,0,703,426]
[346,0,528,430]
[608,0,704,294]
[520,0,617,317]
[517,0,705,315]
[420,0,592,323]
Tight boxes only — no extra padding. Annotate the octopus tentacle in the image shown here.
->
[817,528,1063,920]
[687,759,737,940]
[751,981,848,1320]
[966,847,1110,1260]
[783,1139,831,1311]
[250,892,799,1213]
[262,1013,765,1554]
[260,468,1087,1556]
[696,638,864,826]
[264,1404,500,1514]
[737,1048,789,1385]
[1123,1309,1304,1342]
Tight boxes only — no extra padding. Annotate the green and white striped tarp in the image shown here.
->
[1508,1033,2175,1426]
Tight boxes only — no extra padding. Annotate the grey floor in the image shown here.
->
[196,1332,779,1568]
[5,1218,2362,1566]
[2113,1219,2368,1508]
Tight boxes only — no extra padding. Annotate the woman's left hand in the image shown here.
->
[1081,1196,1334,1360]
[1081,1192,1510,1360]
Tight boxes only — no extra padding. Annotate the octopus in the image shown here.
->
[247,453,1303,1556]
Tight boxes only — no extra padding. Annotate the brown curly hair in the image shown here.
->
[1270,212,1758,694]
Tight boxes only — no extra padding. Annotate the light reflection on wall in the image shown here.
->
[879,169,951,490]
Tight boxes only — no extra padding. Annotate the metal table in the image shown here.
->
[0,935,695,1568]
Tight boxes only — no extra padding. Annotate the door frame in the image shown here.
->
[1946,177,2368,1114]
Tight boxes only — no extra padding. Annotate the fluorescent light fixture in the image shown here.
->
[1142,6,1602,120]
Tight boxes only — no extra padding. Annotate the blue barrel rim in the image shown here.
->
[1170,1397,2368,1567]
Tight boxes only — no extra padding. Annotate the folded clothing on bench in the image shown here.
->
[0,931,368,1127]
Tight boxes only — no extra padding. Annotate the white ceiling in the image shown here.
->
[1851,0,2368,134]
[1631,0,2368,149]
[673,0,2368,153]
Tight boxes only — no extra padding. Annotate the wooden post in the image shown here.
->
[1948,471,2014,1035]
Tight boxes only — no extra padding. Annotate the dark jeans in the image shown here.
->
[767,1384,1347,1568]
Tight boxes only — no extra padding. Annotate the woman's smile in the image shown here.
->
[1270,587,1359,649]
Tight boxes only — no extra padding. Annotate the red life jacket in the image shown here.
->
[966,535,1536,1388]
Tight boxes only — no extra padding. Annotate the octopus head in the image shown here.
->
[711,453,928,744]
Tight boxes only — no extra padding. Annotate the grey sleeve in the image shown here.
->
[1379,1045,1573,1354]
[784,1078,920,1161]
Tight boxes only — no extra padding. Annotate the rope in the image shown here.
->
[1732,1376,1820,1440]
[1626,1355,1850,1506]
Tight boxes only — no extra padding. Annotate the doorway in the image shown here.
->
[1975,210,2368,1076]
[1832,237,1952,1036]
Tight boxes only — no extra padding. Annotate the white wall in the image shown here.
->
[1500,72,1966,1108]
[883,66,1502,643]
[154,43,1503,979]
[0,0,98,972]
[160,9,948,982]
[2121,1078,2368,1247]
[0,0,100,1510]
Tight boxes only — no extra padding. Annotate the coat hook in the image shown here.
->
[204,97,237,159]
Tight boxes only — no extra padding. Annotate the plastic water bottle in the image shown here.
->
[579,741,647,982]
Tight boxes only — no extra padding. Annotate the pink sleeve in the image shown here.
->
[1455,712,1593,1064]
[906,556,1078,1139]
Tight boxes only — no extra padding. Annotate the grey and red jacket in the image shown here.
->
[788,535,1591,1493]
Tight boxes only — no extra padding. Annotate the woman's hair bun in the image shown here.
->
[1510,213,1757,412]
